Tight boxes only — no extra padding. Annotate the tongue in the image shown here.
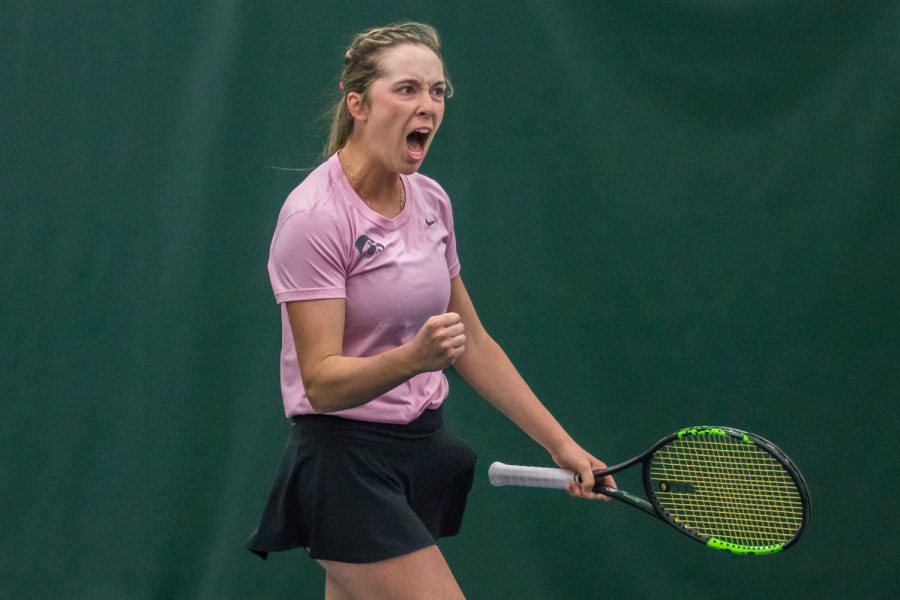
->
[406,134,425,159]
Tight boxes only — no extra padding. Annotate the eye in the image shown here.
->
[398,85,415,95]
[432,86,446,99]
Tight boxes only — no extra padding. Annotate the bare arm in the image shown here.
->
[286,299,465,413]
[447,276,616,499]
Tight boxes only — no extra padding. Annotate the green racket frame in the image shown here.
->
[586,426,810,555]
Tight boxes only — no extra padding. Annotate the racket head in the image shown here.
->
[641,426,810,555]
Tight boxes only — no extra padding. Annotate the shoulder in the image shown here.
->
[281,156,345,217]
[274,156,350,238]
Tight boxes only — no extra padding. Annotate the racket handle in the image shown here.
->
[488,462,575,490]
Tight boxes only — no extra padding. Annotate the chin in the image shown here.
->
[396,156,425,175]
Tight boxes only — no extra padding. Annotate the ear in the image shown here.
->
[346,92,368,123]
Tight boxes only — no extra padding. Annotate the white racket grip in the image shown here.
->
[488,462,575,490]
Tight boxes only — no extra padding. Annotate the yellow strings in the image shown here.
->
[648,436,804,547]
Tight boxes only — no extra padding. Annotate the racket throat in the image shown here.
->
[596,485,658,517]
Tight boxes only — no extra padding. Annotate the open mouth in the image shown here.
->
[405,128,431,159]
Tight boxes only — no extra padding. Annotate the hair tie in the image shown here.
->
[339,80,345,90]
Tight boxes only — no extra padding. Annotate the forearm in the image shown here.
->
[453,334,575,455]
[298,310,465,414]
[305,345,418,413]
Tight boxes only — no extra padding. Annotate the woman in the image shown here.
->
[247,22,616,599]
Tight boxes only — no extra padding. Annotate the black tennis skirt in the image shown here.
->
[246,406,477,563]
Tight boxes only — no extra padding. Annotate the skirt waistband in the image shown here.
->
[291,406,444,440]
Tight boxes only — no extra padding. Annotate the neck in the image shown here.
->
[339,142,405,217]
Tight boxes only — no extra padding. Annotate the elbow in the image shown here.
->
[307,397,336,414]
[306,392,324,413]
[305,379,349,414]
[305,383,334,414]
[453,331,491,375]
[302,357,347,413]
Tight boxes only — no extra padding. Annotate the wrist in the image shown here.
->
[393,341,423,379]
[544,431,579,458]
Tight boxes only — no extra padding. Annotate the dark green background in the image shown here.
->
[4,1,899,598]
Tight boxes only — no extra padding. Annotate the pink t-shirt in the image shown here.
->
[268,153,461,424]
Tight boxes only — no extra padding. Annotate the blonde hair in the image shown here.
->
[324,22,453,158]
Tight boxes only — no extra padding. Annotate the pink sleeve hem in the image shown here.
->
[274,287,346,304]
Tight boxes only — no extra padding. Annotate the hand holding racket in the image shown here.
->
[547,444,617,501]
[489,425,810,555]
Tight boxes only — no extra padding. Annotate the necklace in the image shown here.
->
[339,149,405,214]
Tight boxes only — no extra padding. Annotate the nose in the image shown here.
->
[416,90,437,116]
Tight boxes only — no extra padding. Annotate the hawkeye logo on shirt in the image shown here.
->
[355,235,385,256]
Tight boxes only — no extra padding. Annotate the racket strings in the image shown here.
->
[648,435,804,548]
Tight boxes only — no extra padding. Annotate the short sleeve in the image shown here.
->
[268,210,348,303]
[443,197,461,278]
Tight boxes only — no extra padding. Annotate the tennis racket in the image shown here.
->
[489,425,810,555]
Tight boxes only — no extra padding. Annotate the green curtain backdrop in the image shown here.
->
[3,1,898,598]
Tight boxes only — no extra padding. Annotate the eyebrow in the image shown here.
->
[393,78,446,87]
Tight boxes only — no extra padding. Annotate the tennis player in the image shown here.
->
[246,22,616,600]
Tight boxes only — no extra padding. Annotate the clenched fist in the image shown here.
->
[409,312,466,372]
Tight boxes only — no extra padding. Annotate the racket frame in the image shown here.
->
[588,425,810,555]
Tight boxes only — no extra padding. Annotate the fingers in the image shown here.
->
[428,312,462,328]
[578,464,596,496]
[565,480,611,501]
[600,473,617,492]
[440,322,466,346]
[565,459,614,502]
[429,313,466,355]
[415,313,466,371]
